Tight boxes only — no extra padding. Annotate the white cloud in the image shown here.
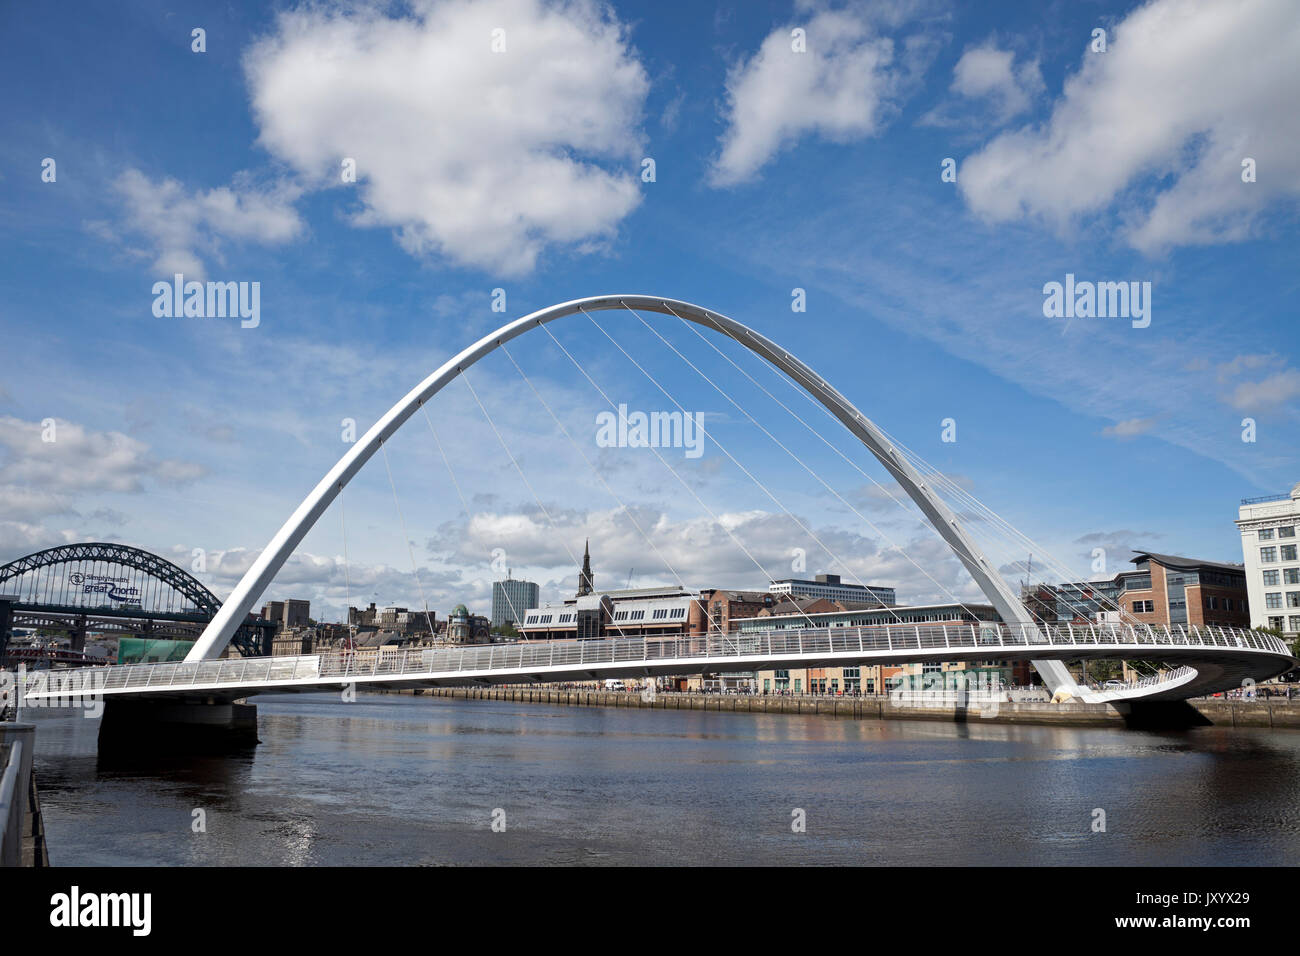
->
[244,0,647,276]
[710,6,929,186]
[1073,530,1164,577]
[166,544,469,622]
[1227,369,1300,412]
[0,522,77,563]
[0,486,76,523]
[0,416,208,494]
[115,169,303,279]
[1210,353,1300,412]
[938,41,1042,125]
[425,501,981,607]
[958,0,1300,253]
[1101,417,1158,440]
[1215,353,1282,383]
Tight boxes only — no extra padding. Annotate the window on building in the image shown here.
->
[1270,616,1285,630]
[1266,592,1283,609]
[1259,528,1275,540]
[1283,545,1298,562]
[1280,526,1296,538]
[1132,600,1154,613]
[1261,547,1278,563]
[1207,596,1219,610]
[1290,616,1300,633]
[1287,569,1300,585]
[1264,570,1281,586]
[1289,592,1300,609]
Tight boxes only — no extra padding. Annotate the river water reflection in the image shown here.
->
[27,693,1300,865]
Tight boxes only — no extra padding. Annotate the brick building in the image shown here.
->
[1113,552,1249,629]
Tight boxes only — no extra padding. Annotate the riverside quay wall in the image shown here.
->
[379,686,1300,730]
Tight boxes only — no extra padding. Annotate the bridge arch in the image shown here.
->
[0,542,221,617]
[183,295,1077,695]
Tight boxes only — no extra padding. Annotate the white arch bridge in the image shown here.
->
[20,621,1295,707]
[18,295,1294,739]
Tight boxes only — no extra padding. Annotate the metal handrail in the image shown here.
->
[20,623,1292,700]
[0,737,24,867]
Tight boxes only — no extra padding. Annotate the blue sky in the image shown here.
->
[1,0,1297,622]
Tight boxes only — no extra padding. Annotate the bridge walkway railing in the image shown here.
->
[20,623,1291,699]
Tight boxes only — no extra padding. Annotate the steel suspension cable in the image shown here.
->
[499,340,693,603]
[339,483,352,625]
[687,309,1126,627]
[459,366,634,641]
[656,302,993,623]
[418,405,525,632]
[586,306,886,628]
[875,430,1139,623]
[379,440,436,638]
[623,304,926,626]
[537,319,823,631]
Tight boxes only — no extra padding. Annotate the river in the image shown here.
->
[25,692,1300,865]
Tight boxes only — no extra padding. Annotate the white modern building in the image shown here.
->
[519,585,700,641]
[768,573,895,607]
[1236,482,1300,638]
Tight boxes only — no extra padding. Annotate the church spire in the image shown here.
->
[577,539,594,596]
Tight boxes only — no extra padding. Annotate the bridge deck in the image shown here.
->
[20,623,1295,705]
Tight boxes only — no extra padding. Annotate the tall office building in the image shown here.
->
[284,599,311,628]
[492,574,539,629]
[260,598,310,629]
[1237,482,1300,638]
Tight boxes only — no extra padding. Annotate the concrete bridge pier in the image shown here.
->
[1118,699,1214,730]
[97,698,259,753]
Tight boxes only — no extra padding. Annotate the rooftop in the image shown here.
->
[770,577,894,591]
[1130,551,1244,573]
[757,601,998,621]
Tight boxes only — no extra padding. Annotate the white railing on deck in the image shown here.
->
[22,623,1291,698]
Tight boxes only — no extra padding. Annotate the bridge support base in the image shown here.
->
[1118,700,1213,730]
[98,699,259,753]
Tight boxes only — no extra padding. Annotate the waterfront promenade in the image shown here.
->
[387,685,1300,730]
